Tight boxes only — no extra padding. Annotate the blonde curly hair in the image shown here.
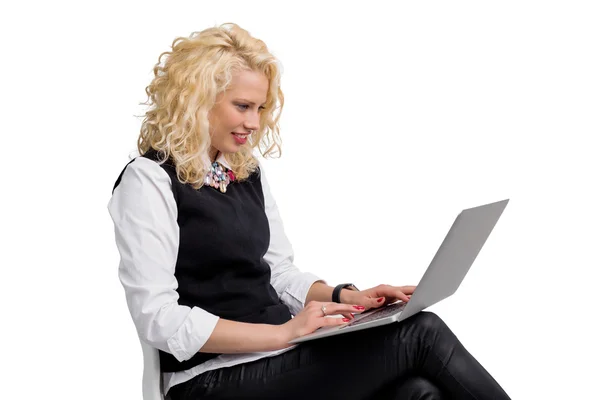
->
[137,23,284,188]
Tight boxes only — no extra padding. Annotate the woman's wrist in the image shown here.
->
[305,281,333,304]
[339,288,359,304]
[306,282,361,304]
[273,323,294,350]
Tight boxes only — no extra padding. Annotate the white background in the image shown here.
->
[2,1,598,399]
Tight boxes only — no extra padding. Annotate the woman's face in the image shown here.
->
[208,69,268,159]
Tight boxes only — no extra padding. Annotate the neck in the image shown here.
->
[209,147,219,163]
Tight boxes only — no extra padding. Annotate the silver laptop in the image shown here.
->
[289,199,509,344]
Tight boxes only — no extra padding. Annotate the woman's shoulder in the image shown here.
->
[112,155,173,195]
[108,155,178,226]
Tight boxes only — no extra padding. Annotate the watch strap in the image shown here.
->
[332,283,359,303]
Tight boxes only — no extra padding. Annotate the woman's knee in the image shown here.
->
[408,311,447,334]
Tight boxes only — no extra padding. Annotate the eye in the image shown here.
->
[235,103,266,112]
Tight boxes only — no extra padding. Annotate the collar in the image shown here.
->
[204,152,232,171]
[216,153,232,170]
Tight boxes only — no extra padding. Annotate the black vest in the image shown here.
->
[112,149,292,372]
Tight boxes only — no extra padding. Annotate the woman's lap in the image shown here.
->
[169,311,510,400]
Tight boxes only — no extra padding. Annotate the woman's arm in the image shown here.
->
[109,158,223,360]
[200,319,287,353]
[108,158,292,358]
[305,282,334,303]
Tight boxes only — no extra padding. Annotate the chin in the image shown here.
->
[214,137,246,155]
[226,144,242,153]
[215,145,240,156]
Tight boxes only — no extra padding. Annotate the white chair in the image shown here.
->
[139,339,169,400]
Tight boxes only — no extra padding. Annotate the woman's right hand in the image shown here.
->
[278,301,365,347]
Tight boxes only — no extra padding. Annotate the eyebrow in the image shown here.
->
[234,98,267,106]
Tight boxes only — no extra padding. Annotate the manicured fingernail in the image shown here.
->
[377,297,384,302]
[353,305,365,310]
[342,318,350,322]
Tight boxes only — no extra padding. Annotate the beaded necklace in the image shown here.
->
[204,153,236,193]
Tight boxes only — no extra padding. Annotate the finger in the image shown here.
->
[400,286,417,294]
[364,296,386,309]
[381,286,410,303]
[395,291,410,303]
[321,302,366,317]
[398,286,416,302]
[367,286,401,304]
[323,309,355,320]
[382,285,416,303]
[322,316,351,327]
[339,312,354,320]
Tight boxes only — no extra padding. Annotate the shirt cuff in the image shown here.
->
[281,272,325,316]
[166,307,220,362]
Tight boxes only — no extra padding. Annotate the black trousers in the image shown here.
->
[168,312,511,400]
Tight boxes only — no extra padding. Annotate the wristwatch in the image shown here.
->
[332,283,359,303]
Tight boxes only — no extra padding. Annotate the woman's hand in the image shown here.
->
[340,284,416,311]
[278,301,365,347]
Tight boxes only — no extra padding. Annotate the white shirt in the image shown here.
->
[107,154,324,394]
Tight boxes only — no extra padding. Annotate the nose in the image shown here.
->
[244,111,261,132]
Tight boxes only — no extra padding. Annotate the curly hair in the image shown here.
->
[137,23,284,188]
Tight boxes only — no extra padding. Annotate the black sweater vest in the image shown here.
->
[112,149,292,372]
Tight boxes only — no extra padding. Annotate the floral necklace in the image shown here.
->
[204,159,236,193]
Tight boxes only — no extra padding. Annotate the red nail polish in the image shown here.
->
[353,305,365,310]
[377,297,384,302]
[342,318,350,322]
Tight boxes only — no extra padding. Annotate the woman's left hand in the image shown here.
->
[340,284,416,311]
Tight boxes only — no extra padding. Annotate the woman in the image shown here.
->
[108,23,511,399]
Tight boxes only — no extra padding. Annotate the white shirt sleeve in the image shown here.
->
[259,163,325,316]
[107,157,219,362]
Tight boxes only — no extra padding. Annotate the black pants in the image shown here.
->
[168,312,511,399]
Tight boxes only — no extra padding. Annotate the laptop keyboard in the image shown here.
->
[345,301,407,327]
